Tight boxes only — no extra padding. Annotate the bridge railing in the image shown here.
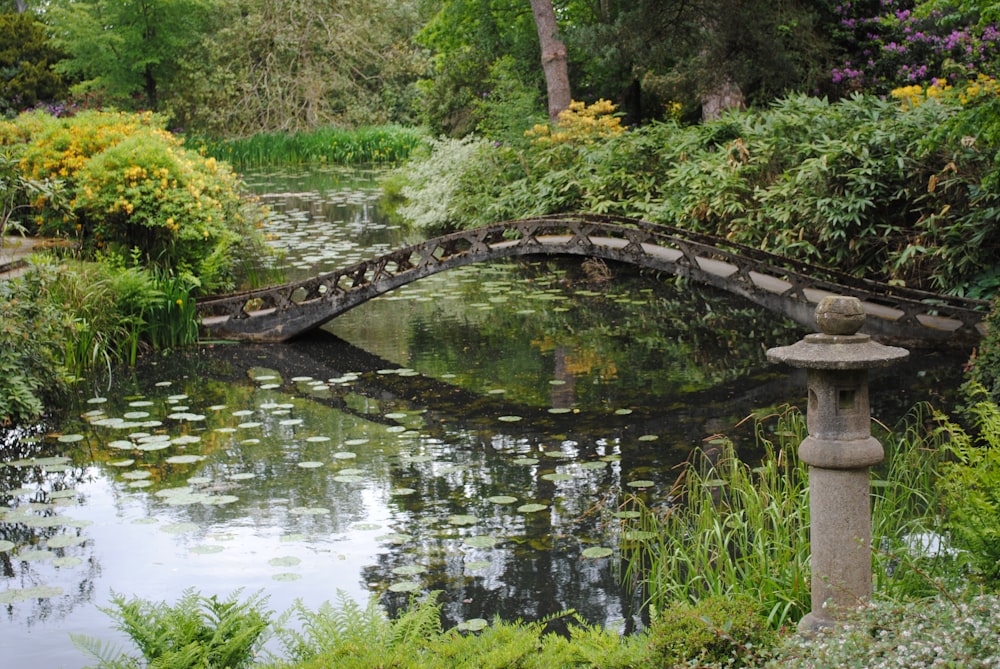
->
[197,213,988,342]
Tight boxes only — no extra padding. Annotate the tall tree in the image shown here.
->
[529,0,571,121]
[0,12,67,116]
[47,0,213,114]
[173,0,427,136]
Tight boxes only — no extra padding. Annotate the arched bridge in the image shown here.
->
[197,213,989,346]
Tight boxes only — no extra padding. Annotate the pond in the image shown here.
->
[0,167,971,668]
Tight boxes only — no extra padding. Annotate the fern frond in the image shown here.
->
[68,632,137,669]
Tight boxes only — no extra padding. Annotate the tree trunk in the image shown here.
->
[701,76,744,121]
[529,0,571,122]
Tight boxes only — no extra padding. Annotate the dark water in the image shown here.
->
[0,167,972,668]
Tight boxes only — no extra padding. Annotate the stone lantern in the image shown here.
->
[766,295,908,631]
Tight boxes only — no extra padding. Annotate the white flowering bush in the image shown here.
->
[768,595,1000,668]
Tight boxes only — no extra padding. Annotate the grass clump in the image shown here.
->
[198,125,428,169]
[620,404,961,631]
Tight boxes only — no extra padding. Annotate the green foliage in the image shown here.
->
[0,254,205,425]
[391,135,512,234]
[647,595,777,666]
[198,125,428,169]
[939,382,1000,584]
[71,588,271,669]
[0,12,68,118]
[394,90,1000,296]
[0,261,71,425]
[415,0,543,136]
[966,300,1000,401]
[167,0,428,136]
[47,0,214,113]
[0,146,69,239]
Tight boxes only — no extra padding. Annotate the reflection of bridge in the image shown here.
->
[197,213,988,346]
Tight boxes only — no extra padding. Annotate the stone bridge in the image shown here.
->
[197,213,988,346]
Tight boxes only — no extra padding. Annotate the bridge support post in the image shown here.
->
[766,296,908,631]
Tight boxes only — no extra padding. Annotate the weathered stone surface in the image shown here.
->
[767,295,909,633]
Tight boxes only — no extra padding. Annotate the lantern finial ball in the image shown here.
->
[815,296,866,336]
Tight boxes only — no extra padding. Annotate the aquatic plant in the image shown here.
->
[197,126,428,168]
[620,404,959,630]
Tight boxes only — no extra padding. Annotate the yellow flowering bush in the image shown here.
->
[891,73,999,109]
[524,99,625,145]
[2,110,268,293]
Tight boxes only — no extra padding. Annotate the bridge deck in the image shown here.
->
[197,214,987,346]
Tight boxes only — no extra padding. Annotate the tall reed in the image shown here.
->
[620,405,956,630]
[194,125,428,168]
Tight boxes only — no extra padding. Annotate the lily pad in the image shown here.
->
[388,580,422,593]
[272,573,302,582]
[390,488,416,496]
[289,506,330,515]
[53,556,84,568]
[0,585,64,603]
[517,503,549,513]
[486,495,518,505]
[378,533,414,545]
[448,514,478,526]
[463,535,497,549]
[498,415,522,423]
[465,560,492,571]
[541,473,574,482]
[165,455,204,464]
[190,545,225,555]
[268,556,302,567]
[637,434,659,442]
[109,459,135,467]
[626,480,655,488]
[457,618,489,632]
[297,461,325,469]
[0,540,15,553]
[46,535,85,549]
[16,549,55,562]
[160,522,199,534]
[392,565,427,576]
[513,458,539,466]
[57,434,85,443]
[332,452,357,460]
[581,546,614,559]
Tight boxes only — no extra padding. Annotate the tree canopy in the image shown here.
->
[0,0,995,136]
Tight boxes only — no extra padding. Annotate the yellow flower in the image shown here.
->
[175,299,183,307]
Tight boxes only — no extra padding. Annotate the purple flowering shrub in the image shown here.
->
[832,0,1000,93]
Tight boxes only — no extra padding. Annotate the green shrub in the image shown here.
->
[0,262,72,425]
[939,383,1000,585]
[648,596,777,667]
